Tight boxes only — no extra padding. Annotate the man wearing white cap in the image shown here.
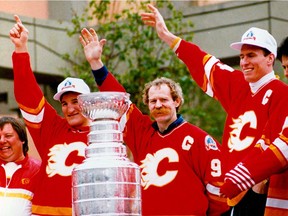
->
[9,15,91,215]
[140,4,288,216]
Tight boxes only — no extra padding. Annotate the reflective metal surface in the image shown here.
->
[72,92,141,216]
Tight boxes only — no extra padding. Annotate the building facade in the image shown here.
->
[0,1,287,160]
[1,0,287,116]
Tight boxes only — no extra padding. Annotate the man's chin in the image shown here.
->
[67,118,82,127]
[153,115,168,122]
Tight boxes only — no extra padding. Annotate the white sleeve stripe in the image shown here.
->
[226,173,245,191]
[236,165,254,184]
[206,183,220,196]
[20,107,45,123]
[225,163,255,191]
[266,198,288,209]
[235,165,255,186]
[258,139,269,151]
[230,170,245,181]
[273,137,288,160]
[225,173,248,191]
[204,56,218,98]
[237,163,250,173]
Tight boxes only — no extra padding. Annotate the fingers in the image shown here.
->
[147,3,157,12]
[80,28,97,44]
[10,24,23,38]
[140,13,155,20]
[89,28,98,42]
[79,28,106,48]
[14,15,22,24]
[99,38,107,47]
[140,4,158,27]
[79,35,86,47]
[10,15,28,38]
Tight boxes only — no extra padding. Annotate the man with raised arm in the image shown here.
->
[140,3,288,216]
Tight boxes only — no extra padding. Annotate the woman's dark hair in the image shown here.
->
[0,117,29,156]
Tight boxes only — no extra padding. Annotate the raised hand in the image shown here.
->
[140,4,177,46]
[79,28,106,70]
[9,15,29,52]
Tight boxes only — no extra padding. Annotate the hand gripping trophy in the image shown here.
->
[72,92,141,216]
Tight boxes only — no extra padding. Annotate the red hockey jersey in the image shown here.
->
[13,52,89,215]
[222,96,288,215]
[98,71,229,215]
[174,39,287,171]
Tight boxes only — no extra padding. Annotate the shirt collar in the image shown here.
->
[249,71,276,94]
[152,114,184,135]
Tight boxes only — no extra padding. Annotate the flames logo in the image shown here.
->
[228,111,257,152]
[46,142,86,177]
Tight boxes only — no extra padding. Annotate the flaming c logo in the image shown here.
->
[228,111,257,152]
[140,148,179,190]
[46,142,86,177]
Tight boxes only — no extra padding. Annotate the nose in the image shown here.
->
[0,135,5,143]
[155,100,162,108]
[240,56,249,66]
[67,103,76,113]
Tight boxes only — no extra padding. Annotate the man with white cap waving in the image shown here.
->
[9,15,92,215]
[141,4,288,216]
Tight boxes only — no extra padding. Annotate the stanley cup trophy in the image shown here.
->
[72,91,142,216]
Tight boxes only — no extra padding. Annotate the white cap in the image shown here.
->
[53,77,90,101]
[230,27,277,57]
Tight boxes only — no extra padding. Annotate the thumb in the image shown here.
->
[99,39,107,48]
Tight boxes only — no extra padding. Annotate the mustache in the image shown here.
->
[150,107,170,117]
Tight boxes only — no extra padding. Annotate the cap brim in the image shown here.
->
[53,89,85,101]
[230,42,243,51]
[230,41,271,52]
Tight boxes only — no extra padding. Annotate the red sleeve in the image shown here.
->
[190,129,229,215]
[99,72,125,92]
[13,52,44,108]
[12,52,62,155]
[221,94,288,199]
[175,40,247,112]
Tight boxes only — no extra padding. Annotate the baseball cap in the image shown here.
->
[230,27,277,57]
[53,77,90,101]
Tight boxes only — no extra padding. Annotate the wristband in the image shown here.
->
[170,37,181,49]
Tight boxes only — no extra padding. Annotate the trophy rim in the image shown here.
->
[77,91,130,121]
[77,91,130,99]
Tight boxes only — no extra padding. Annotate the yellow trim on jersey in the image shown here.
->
[23,120,41,129]
[170,37,181,49]
[18,96,45,114]
[270,142,287,167]
[32,205,72,216]
[227,190,248,206]
[0,191,33,201]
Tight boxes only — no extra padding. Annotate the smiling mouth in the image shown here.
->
[243,68,253,73]
[0,146,10,151]
[68,113,79,117]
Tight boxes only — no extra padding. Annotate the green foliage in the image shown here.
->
[64,0,225,142]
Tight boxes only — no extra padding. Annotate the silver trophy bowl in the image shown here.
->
[72,91,141,216]
[78,91,130,121]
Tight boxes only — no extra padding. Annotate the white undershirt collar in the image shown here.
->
[249,71,276,94]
